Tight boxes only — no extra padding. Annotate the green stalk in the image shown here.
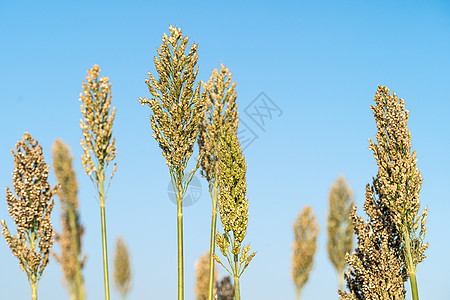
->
[68,205,85,300]
[295,288,301,300]
[409,272,419,300]
[68,285,76,300]
[207,177,219,300]
[176,180,184,300]
[99,171,110,300]
[234,254,240,300]
[171,170,187,300]
[234,275,240,300]
[29,228,38,300]
[31,281,38,300]
[404,230,419,300]
[338,270,344,292]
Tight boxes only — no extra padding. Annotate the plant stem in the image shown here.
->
[338,269,344,292]
[234,254,240,300]
[177,180,184,300]
[99,171,110,300]
[207,179,219,300]
[28,226,38,300]
[68,205,85,300]
[234,275,240,300]
[410,272,419,300]
[31,281,38,300]
[295,288,301,300]
[404,230,419,300]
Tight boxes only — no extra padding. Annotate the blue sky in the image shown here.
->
[1,1,449,299]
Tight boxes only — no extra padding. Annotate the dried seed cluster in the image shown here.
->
[52,139,86,298]
[369,86,428,271]
[340,86,428,299]
[113,236,132,299]
[195,251,218,300]
[339,194,406,300]
[214,125,255,277]
[80,64,117,183]
[327,175,354,289]
[198,64,238,185]
[215,276,235,300]
[139,25,203,175]
[1,133,58,284]
[292,206,319,296]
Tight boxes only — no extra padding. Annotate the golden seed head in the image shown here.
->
[327,175,354,274]
[51,139,86,294]
[291,205,319,293]
[139,26,203,174]
[52,140,79,209]
[195,251,218,300]
[198,64,239,184]
[369,86,428,269]
[1,133,58,283]
[339,202,406,300]
[113,236,132,298]
[214,124,255,278]
[215,276,235,300]
[217,124,248,247]
[341,86,427,299]
[80,64,117,183]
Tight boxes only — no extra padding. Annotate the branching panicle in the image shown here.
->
[113,236,132,300]
[139,25,203,174]
[198,64,238,184]
[139,25,204,300]
[339,187,406,300]
[52,139,86,300]
[327,175,354,291]
[369,86,428,274]
[1,133,58,299]
[197,64,239,300]
[195,251,218,300]
[340,86,427,300]
[292,206,319,299]
[80,64,117,186]
[79,64,117,300]
[215,276,235,300]
[214,124,255,295]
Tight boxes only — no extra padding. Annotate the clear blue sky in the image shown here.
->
[1,1,449,299]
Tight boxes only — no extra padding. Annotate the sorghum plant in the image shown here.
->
[139,25,203,300]
[52,139,86,300]
[1,133,58,300]
[291,205,319,300]
[197,64,238,300]
[327,175,354,291]
[80,64,117,300]
[215,276,234,300]
[368,86,428,300]
[214,124,255,300]
[339,86,428,300]
[113,236,132,300]
[195,251,218,300]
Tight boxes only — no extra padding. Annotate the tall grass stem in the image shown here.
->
[233,274,240,300]
[405,230,419,300]
[31,282,37,300]
[207,180,219,300]
[177,198,184,300]
[100,173,110,300]
[409,272,419,300]
[68,208,85,300]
